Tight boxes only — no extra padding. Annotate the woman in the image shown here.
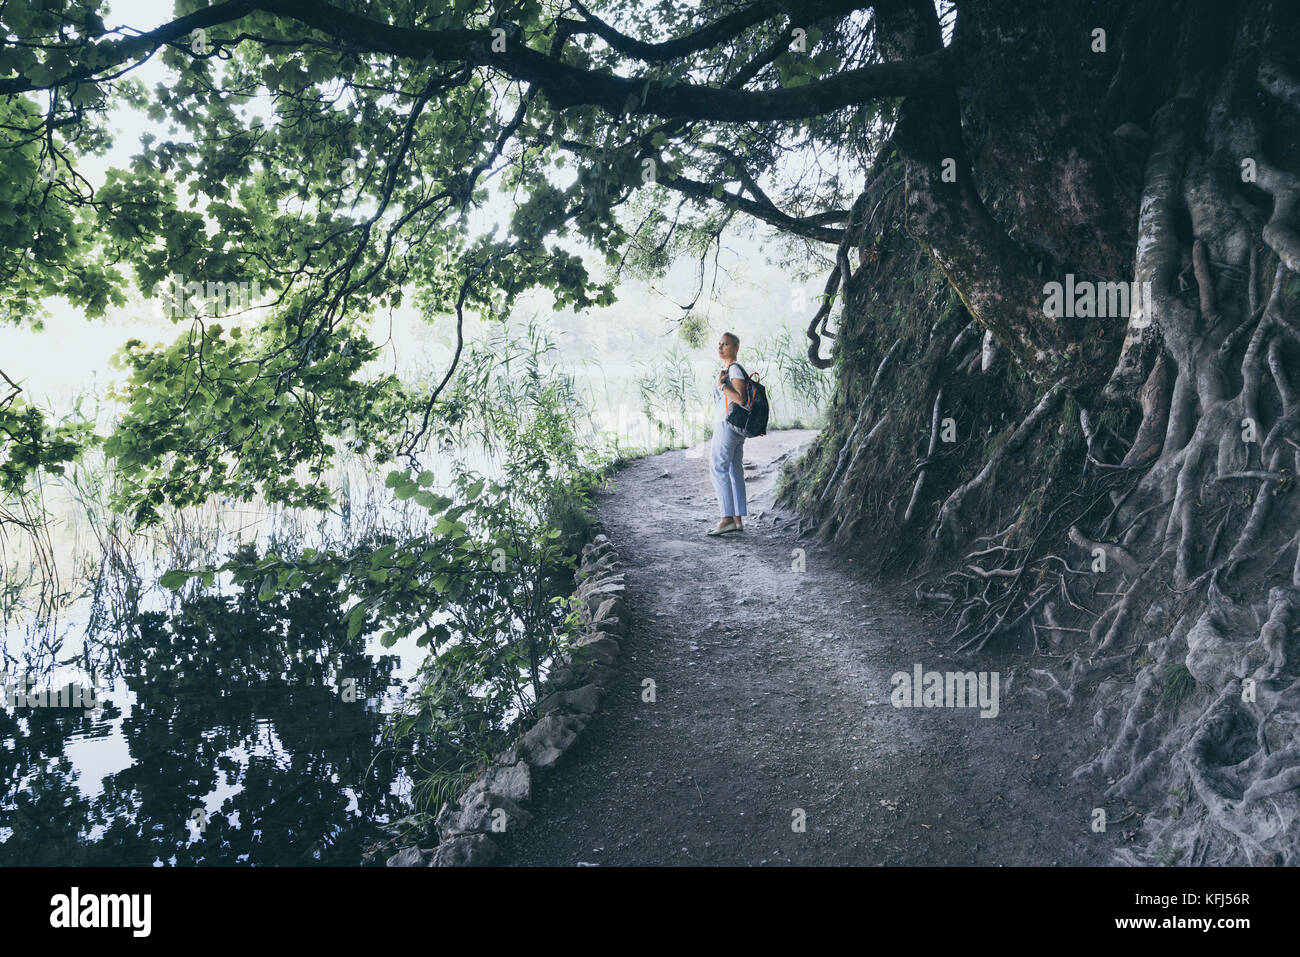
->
[708,331,749,536]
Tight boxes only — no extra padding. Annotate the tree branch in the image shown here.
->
[561,0,791,63]
[3,0,956,125]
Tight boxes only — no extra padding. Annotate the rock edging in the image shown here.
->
[386,527,627,867]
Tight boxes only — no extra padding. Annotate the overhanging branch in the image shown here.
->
[3,0,957,125]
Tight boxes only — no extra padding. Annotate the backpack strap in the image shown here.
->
[729,363,752,408]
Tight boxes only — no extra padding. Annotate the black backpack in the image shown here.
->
[724,364,770,438]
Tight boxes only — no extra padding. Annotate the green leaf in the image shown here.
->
[25,63,54,86]
[346,604,367,639]
[159,569,192,590]
[419,492,454,513]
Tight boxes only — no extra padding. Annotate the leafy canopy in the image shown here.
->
[1,0,913,517]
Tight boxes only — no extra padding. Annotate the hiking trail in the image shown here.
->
[505,430,1124,865]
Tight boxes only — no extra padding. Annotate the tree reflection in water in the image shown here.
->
[0,574,415,865]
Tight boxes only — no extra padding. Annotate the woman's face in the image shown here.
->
[717,337,734,361]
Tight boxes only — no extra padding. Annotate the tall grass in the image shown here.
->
[0,390,440,681]
[377,318,611,824]
[628,323,832,455]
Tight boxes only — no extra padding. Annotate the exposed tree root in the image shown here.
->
[903,387,944,523]
[912,24,1300,863]
[933,381,1065,545]
[785,0,1300,865]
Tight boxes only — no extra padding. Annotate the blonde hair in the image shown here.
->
[721,332,739,350]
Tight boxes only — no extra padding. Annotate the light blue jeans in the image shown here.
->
[710,423,747,517]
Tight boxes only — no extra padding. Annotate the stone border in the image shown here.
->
[387,526,627,867]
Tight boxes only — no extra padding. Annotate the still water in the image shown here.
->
[0,576,426,865]
[0,463,453,866]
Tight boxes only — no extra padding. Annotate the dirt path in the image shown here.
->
[505,430,1124,866]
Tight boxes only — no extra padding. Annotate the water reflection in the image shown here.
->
[0,577,417,865]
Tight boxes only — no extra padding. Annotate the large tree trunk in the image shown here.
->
[787,0,1300,864]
